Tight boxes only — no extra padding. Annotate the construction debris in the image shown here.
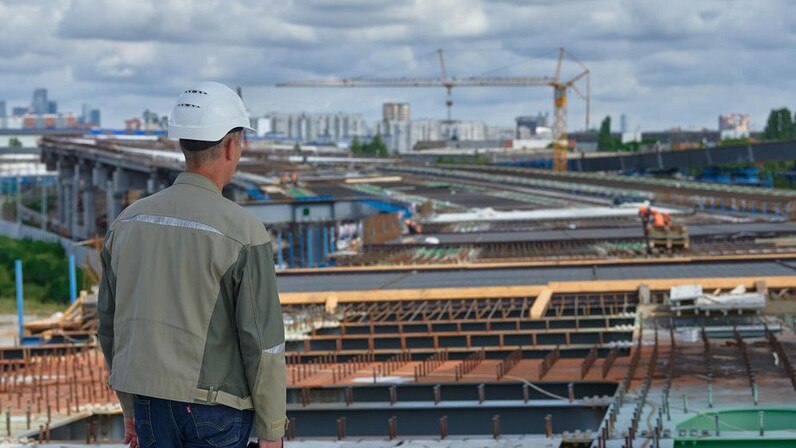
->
[669,283,766,315]
[23,291,96,339]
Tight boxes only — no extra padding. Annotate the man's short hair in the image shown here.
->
[180,127,243,165]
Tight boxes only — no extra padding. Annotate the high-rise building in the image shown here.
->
[80,103,91,123]
[380,103,412,153]
[142,109,163,130]
[265,112,366,142]
[47,100,58,114]
[620,114,628,133]
[515,113,549,138]
[90,109,101,127]
[255,117,272,137]
[385,119,493,152]
[11,107,28,117]
[125,118,142,131]
[485,125,514,141]
[382,103,410,122]
[377,120,411,153]
[718,113,749,140]
[80,103,102,126]
[0,100,5,118]
[31,88,48,115]
[441,121,487,141]
[718,113,749,132]
[410,120,442,143]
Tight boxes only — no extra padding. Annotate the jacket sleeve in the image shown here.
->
[235,239,287,440]
[97,231,135,418]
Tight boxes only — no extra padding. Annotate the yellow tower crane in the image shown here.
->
[277,47,589,172]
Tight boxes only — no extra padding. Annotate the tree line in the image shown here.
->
[763,108,796,140]
[596,107,796,152]
[350,135,389,156]
[0,236,86,304]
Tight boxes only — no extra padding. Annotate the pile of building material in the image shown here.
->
[283,304,341,341]
[24,290,97,338]
[669,283,766,316]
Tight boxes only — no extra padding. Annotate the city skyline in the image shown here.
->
[0,87,101,129]
[0,0,793,130]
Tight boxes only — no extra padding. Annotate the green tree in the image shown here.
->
[293,142,302,153]
[369,134,388,156]
[763,108,795,140]
[0,237,88,304]
[597,116,615,151]
[8,137,22,148]
[350,137,362,154]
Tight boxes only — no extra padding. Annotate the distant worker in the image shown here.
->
[652,210,666,228]
[98,82,286,448]
[638,206,650,223]
[663,211,672,228]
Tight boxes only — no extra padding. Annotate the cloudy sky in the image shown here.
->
[1,0,794,131]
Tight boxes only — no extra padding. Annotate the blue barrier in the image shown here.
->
[359,199,413,218]
[15,260,24,340]
[69,254,77,303]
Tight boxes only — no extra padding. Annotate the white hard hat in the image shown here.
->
[168,81,254,141]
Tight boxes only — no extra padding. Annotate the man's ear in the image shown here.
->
[224,137,235,161]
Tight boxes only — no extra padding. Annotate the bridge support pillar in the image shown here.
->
[71,166,81,238]
[56,179,64,228]
[76,162,97,239]
[40,183,47,230]
[82,186,96,238]
[106,180,121,225]
[59,176,73,233]
[15,177,21,224]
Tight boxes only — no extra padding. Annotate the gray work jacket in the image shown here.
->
[98,172,287,440]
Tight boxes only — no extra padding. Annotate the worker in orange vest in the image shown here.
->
[653,210,665,227]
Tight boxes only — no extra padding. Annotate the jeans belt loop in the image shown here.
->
[206,387,216,403]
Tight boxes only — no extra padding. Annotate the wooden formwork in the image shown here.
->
[279,275,796,305]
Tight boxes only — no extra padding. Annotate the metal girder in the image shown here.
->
[287,381,617,404]
[311,316,635,337]
[290,328,633,352]
[286,400,606,438]
[284,345,631,364]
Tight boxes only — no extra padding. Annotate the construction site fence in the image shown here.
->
[0,219,100,272]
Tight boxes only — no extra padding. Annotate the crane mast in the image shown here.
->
[277,47,589,172]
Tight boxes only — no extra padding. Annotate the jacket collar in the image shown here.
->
[173,172,222,195]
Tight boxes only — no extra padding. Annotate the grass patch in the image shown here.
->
[0,298,66,317]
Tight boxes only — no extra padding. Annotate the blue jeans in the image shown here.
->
[134,395,254,448]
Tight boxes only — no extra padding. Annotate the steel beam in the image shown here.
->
[284,345,631,363]
[286,377,610,405]
[286,400,606,438]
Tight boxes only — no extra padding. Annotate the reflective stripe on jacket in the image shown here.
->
[97,172,287,440]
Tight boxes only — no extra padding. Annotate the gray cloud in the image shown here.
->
[0,0,794,131]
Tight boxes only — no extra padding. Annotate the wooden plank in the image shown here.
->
[530,288,553,319]
[279,275,796,305]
